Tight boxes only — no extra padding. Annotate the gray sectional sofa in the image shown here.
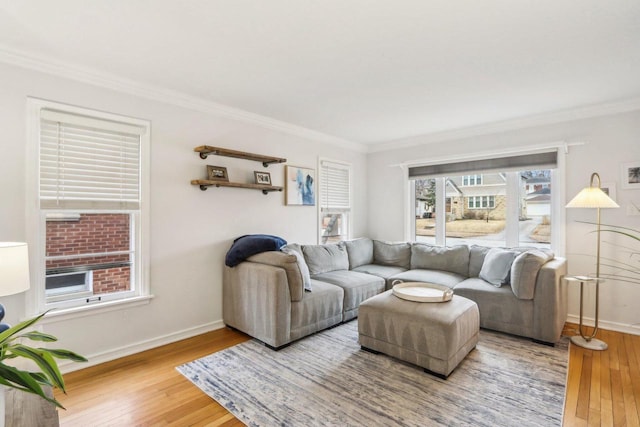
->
[223,238,568,349]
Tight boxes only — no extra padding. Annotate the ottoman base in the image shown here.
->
[358,290,480,378]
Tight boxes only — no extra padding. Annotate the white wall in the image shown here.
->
[367,111,640,335]
[0,62,368,369]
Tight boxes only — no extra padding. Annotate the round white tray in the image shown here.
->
[392,281,454,303]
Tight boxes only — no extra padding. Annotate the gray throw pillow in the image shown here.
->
[282,246,312,292]
[479,248,517,287]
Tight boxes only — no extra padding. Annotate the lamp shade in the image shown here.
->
[0,242,31,297]
[566,186,619,209]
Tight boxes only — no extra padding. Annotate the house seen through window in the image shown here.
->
[414,169,553,249]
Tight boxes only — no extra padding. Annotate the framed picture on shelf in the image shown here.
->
[621,161,640,190]
[206,165,229,182]
[285,165,315,206]
[600,182,616,202]
[254,171,272,185]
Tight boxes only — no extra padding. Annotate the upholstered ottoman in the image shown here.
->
[358,290,480,378]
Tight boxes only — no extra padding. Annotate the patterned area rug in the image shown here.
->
[177,321,568,426]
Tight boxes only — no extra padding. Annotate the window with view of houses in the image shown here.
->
[413,167,554,249]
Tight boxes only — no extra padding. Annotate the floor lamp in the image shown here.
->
[566,172,619,350]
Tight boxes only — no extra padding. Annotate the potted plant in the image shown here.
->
[0,311,87,410]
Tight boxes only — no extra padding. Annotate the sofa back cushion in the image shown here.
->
[510,249,554,300]
[411,243,470,277]
[373,240,411,269]
[302,243,349,275]
[345,238,374,269]
[468,245,491,277]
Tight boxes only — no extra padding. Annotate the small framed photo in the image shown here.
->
[600,182,616,202]
[254,171,272,185]
[621,161,640,190]
[206,165,229,182]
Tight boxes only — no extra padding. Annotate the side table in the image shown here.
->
[565,275,607,351]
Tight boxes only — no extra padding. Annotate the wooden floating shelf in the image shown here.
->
[191,179,283,195]
[194,145,287,167]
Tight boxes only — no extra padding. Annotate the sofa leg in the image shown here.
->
[360,346,381,355]
[532,339,555,347]
[423,368,448,380]
[264,342,292,351]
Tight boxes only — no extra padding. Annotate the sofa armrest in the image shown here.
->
[223,263,292,348]
[532,257,568,343]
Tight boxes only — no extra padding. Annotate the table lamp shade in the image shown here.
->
[0,242,31,297]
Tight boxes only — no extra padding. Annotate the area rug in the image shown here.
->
[177,322,568,426]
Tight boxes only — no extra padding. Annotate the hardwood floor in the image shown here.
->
[56,325,640,426]
[563,324,640,426]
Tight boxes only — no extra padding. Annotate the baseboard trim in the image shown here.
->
[58,320,225,373]
[566,314,640,336]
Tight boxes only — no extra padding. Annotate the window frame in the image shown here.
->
[26,98,152,318]
[406,146,567,254]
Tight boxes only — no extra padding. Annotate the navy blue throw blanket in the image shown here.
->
[225,234,287,267]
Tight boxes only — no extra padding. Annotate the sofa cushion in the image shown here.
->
[302,243,349,275]
[479,248,517,287]
[290,279,344,335]
[510,249,554,300]
[468,245,491,277]
[225,234,287,267]
[373,240,411,269]
[389,269,466,289]
[312,270,385,321]
[281,246,312,292]
[411,243,469,277]
[352,264,409,290]
[345,238,374,269]
[454,278,534,338]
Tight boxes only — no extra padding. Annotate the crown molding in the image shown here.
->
[0,44,367,153]
[369,97,640,153]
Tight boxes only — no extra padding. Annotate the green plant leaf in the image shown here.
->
[44,348,88,362]
[8,344,66,390]
[18,331,58,342]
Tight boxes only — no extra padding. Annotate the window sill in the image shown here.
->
[35,295,154,325]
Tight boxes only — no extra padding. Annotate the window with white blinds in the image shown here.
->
[320,161,351,212]
[319,160,351,243]
[39,109,144,210]
[28,99,151,313]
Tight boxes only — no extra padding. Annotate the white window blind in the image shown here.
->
[39,109,145,210]
[320,160,351,212]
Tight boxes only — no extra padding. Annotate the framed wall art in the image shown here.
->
[206,165,229,182]
[621,161,640,190]
[254,171,272,185]
[285,165,315,206]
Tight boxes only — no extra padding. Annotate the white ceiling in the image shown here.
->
[1,1,640,147]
